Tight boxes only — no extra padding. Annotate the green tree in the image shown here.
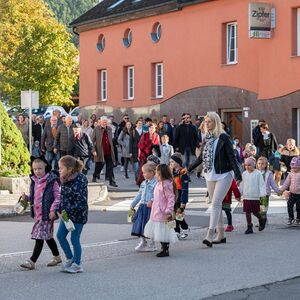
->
[0,101,31,176]
[0,0,79,106]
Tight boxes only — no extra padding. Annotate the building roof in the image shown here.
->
[70,0,212,28]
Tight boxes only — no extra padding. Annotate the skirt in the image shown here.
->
[144,220,178,244]
[243,200,260,214]
[31,220,54,240]
[131,204,151,237]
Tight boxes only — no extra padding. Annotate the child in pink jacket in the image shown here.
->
[144,164,178,257]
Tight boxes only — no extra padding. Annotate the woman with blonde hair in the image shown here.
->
[188,112,242,247]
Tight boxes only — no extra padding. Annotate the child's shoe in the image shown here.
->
[134,240,147,251]
[245,224,253,234]
[258,218,267,231]
[156,243,169,257]
[287,219,294,225]
[20,259,35,270]
[65,263,83,273]
[179,229,190,240]
[47,255,62,267]
[295,219,300,225]
[143,240,157,252]
[61,259,73,272]
[225,225,234,232]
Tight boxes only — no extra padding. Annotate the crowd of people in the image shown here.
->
[14,109,300,271]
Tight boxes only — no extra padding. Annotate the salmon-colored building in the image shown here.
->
[71,0,300,144]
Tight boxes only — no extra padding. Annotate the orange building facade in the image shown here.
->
[72,0,300,144]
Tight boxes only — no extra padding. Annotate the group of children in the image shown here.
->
[20,155,88,273]
[20,148,300,270]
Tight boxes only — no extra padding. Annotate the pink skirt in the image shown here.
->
[31,220,54,240]
[243,200,260,214]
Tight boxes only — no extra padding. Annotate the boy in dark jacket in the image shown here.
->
[170,153,190,239]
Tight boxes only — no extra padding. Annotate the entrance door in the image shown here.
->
[225,111,243,142]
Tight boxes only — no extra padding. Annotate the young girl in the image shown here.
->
[269,144,284,186]
[278,156,300,225]
[170,154,190,240]
[118,121,132,179]
[144,164,178,257]
[240,157,267,234]
[160,135,174,165]
[56,155,88,273]
[256,156,281,222]
[222,179,241,233]
[20,157,61,270]
[130,163,157,251]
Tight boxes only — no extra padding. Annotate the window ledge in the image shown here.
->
[151,96,164,100]
[123,98,134,101]
[97,99,107,103]
[221,62,238,66]
[290,55,300,59]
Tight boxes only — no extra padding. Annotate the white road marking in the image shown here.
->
[0,240,125,259]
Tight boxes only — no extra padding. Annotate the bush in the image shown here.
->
[0,101,31,176]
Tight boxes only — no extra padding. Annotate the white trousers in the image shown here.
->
[206,174,233,230]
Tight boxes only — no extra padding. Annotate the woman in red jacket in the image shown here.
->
[136,123,160,186]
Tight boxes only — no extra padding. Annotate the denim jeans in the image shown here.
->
[132,161,139,180]
[46,150,59,170]
[183,147,192,168]
[57,221,84,265]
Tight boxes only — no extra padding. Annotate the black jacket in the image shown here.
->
[174,123,199,155]
[71,132,93,158]
[188,133,242,181]
[129,128,143,163]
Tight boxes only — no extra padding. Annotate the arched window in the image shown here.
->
[97,34,105,52]
[151,22,161,43]
[123,29,132,48]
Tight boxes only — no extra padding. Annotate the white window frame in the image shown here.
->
[226,22,238,64]
[155,63,163,98]
[127,66,134,100]
[297,9,300,56]
[100,69,107,101]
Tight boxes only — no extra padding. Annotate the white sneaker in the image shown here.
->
[120,166,124,172]
[61,259,73,272]
[65,262,83,273]
[144,241,157,252]
[134,240,147,251]
[179,229,190,240]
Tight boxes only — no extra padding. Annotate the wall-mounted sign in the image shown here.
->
[249,3,272,39]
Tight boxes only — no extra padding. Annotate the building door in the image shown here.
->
[225,111,243,141]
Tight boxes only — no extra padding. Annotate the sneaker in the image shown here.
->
[20,259,35,270]
[61,259,73,272]
[142,240,157,252]
[287,219,294,226]
[295,219,300,225]
[225,225,234,232]
[47,255,62,267]
[179,229,190,240]
[100,170,104,175]
[65,263,83,274]
[120,166,124,172]
[135,240,147,251]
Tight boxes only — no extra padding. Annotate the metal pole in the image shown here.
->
[29,90,32,155]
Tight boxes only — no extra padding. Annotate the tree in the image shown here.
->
[0,101,31,176]
[44,0,99,45]
[0,0,79,106]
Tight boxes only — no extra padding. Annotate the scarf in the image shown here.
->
[202,133,216,173]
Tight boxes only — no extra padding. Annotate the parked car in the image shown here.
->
[43,106,68,120]
[22,106,47,117]
[6,106,23,121]
[69,107,80,123]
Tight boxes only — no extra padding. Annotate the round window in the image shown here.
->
[97,34,105,52]
[123,29,132,48]
[151,22,161,43]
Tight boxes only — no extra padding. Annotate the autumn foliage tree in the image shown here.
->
[0,0,79,106]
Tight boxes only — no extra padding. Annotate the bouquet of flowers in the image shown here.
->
[127,207,136,223]
[14,195,29,214]
[62,210,75,232]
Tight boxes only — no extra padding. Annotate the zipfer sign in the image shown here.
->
[249,3,272,39]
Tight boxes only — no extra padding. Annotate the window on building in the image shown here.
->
[151,22,162,43]
[123,29,132,48]
[97,34,105,52]
[125,66,134,100]
[226,22,238,64]
[152,63,163,98]
[297,9,300,56]
[100,69,107,101]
